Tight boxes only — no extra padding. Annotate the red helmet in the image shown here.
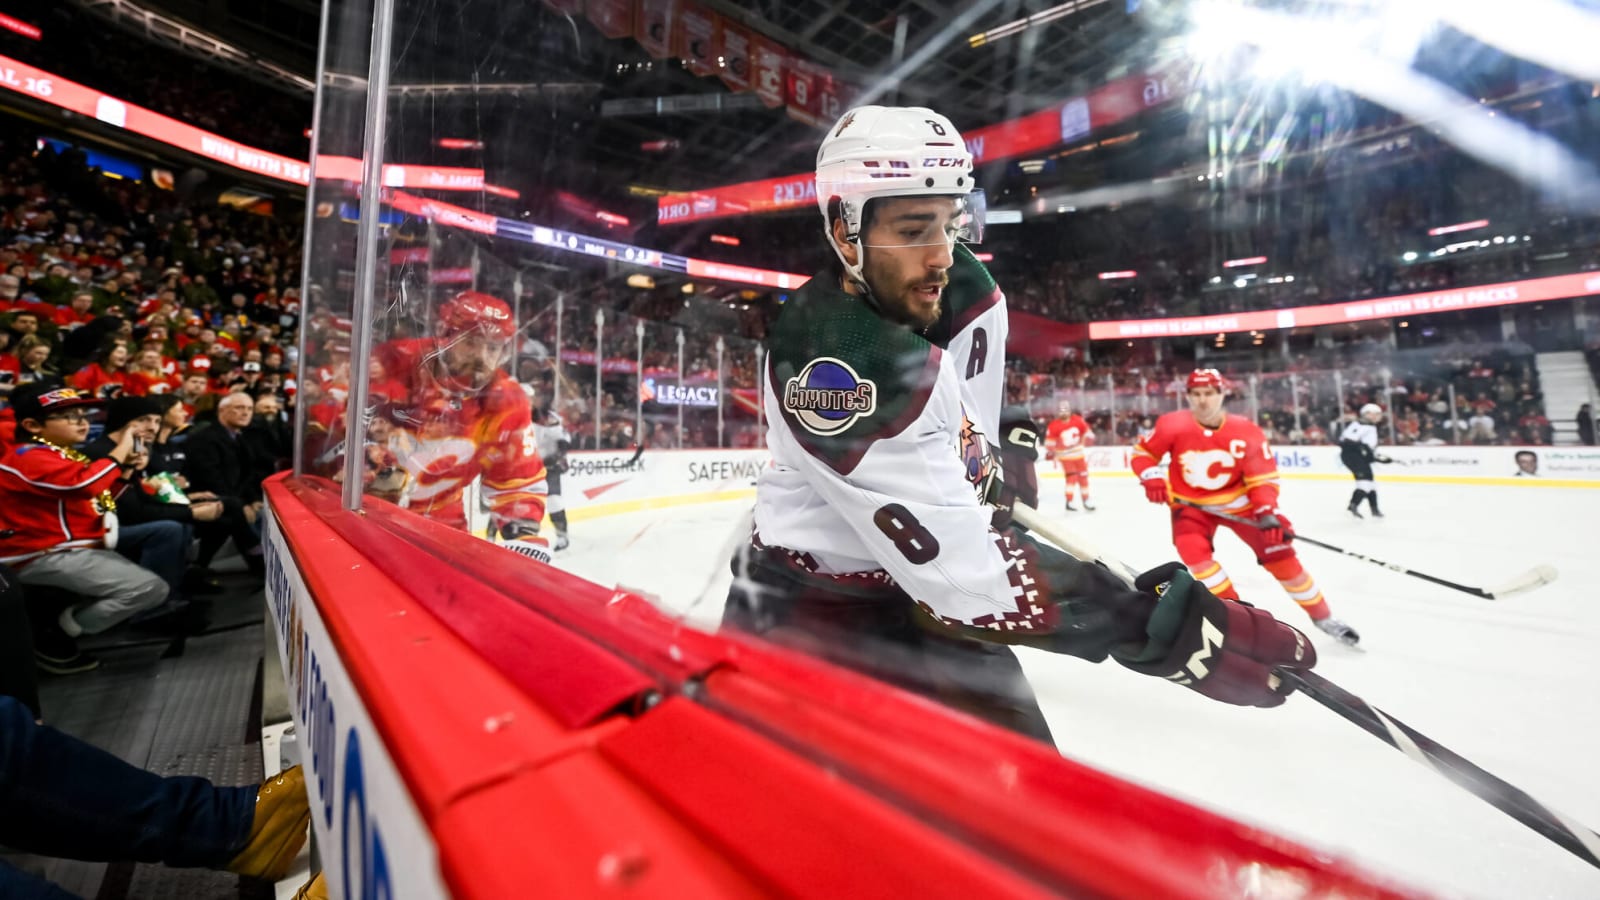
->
[437,290,514,339]
[1186,368,1226,391]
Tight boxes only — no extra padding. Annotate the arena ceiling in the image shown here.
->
[86,0,1152,194]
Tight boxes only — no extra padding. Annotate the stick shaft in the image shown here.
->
[1009,502,1600,870]
[1174,501,1494,598]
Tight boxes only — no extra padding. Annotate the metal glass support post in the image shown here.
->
[552,295,563,408]
[755,345,765,442]
[290,0,332,476]
[675,329,685,447]
[716,336,726,448]
[339,0,397,509]
[594,308,605,449]
[634,319,644,442]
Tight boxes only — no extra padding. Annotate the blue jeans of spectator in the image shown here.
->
[114,520,190,598]
[0,696,255,899]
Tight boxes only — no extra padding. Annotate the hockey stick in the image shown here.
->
[1010,502,1600,871]
[1172,500,1558,600]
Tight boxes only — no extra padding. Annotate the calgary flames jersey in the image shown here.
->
[374,339,547,531]
[1131,411,1280,512]
[1044,415,1091,461]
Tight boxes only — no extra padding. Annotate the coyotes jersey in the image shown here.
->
[531,411,569,462]
[0,441,122,566]
[1131,411,1280,513]
[754,245,1060,632]
[1339,421,1379,463]
[373,338,547,531]
[1044,415,1091,461]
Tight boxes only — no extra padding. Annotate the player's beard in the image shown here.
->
[863,251,947,330]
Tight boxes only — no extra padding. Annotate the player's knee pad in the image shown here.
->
[1172,532,1215,567]
[1262,556,1304,580]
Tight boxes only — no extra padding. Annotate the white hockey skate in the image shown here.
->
[553,532,570,552]
[1314,617,1361,647]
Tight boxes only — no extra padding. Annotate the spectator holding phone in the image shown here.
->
[0,385,169,670]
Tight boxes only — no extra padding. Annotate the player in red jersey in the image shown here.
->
[372,291,551,562]
[1043,401,1094,511]
[1131,369,1359,646]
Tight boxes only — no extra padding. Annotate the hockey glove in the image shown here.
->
[497,521,552,565]
[1113,562,1316,708]
[1140,474,1169,506]
[1253,505,1292,545]
[1374,454,1394,464]
[987,406,1040,529]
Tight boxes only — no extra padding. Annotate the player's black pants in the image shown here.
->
[1341,452,1374,482]
[722,552,1054,744]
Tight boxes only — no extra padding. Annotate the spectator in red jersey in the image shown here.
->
[1518,407,1552,444]
[124,348,175,396]
[69,338,130,400]
[0,385,168,669]
[51,292,96,331]
[365,356,409,406]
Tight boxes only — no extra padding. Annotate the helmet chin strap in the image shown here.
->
[830,230,887,317]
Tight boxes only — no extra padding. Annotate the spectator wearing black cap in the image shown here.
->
[0,384,168,671]
[84,397,225,602]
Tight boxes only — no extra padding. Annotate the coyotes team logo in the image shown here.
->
[784,357,877,436]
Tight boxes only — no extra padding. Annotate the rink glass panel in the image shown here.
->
[285,3,1600,892]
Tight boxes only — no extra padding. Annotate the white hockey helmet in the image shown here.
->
[815,106,985,286]
[1359,403,1383,422]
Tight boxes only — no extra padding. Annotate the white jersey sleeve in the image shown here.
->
[1339,421,1378,451]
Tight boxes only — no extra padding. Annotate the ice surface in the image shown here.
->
[552,476,1600,898]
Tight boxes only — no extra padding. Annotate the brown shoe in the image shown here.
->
[226,766,310,881]
[293,871,327,900]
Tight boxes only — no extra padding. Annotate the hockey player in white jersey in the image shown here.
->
[724,106,1320,742]
[1340,403,1392,518]
[529,375,573,550]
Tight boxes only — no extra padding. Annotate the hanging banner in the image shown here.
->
[675,3,721,77]
[751,35,787,108]
[634,0,677,59]
[785,57,825,126]
[719,22,752,93]
[587,0,634,38]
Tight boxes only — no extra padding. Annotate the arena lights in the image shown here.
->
[437,138,484,150]
[0,54,499,192]
[596,211,630,227]
[967,0,1110,48]
[1428,219,1490,236]
[1223,255,1268,268]
[1098,270,1138,280]
[709,234,741,246]
[0,12,42,40]
[974,252,995,262]
[1090,270,1600,340]
[482,184,520,199]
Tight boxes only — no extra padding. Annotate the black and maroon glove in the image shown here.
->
[1112,562,1315,707]
[987,406,1040,529]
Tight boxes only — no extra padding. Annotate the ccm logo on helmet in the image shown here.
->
[784,357,877,436]
[921,157,968,167]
